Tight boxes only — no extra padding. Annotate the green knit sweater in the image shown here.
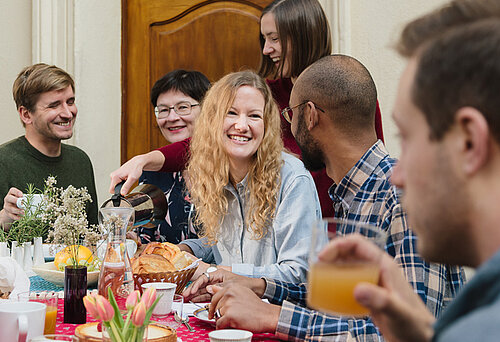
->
[0,136,98,225]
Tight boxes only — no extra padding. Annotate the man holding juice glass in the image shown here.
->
[184,54,465,341]
[319,1,500,341]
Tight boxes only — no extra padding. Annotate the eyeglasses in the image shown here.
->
[281,101,325,124]
[154,102,200,119]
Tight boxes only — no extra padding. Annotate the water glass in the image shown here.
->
[307,218,387,317]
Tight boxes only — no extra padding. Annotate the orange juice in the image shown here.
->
[307,261,380,317]
[44,307,58,334]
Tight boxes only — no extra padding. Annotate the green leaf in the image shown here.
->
[107,287,124,329]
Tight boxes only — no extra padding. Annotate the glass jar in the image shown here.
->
[98,207,135,311]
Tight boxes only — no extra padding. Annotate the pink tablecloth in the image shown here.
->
[55,299,279,341]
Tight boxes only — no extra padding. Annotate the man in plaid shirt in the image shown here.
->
[186,55,465,341]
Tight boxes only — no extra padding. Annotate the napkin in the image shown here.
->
[0,256,30,299]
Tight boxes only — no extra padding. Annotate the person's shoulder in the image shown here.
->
[280,152,311,178]
[61,143,92,161]
[0,136,26,161]
[0,136,24,151]
[437,296,500,342]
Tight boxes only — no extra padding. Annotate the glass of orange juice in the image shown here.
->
[18,291,58,334]
[307,218,387,317]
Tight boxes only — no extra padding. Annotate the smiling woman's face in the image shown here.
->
[223,85,265,173]
[261,12,291,77]
[155,90,200,143]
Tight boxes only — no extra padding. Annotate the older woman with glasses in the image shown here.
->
[132,69,210,245]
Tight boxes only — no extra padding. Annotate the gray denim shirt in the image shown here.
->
[181,152,323,283]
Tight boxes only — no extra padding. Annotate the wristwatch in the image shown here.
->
[203,264,217,281]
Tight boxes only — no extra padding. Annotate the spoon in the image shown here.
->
[175,311,194,332]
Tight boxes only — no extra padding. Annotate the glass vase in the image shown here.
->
[64,265,87,324]
[98,207,135,311]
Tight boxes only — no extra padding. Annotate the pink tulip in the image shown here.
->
[131,301,146,327]
[95,295,115,322]
[83,294,100,320]
[126,290,140,310]
[140,287,156,309]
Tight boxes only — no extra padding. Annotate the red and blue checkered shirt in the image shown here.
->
[263,141,466,341]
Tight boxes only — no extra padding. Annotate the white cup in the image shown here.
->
[208,329,253,342]
[16,194,44,213]
[0,301,46,342]
[141,282,177,316]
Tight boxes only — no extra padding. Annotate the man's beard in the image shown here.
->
[296,115,325,172]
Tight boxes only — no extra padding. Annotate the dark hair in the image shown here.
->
[396,0,500,57]
[13,63,75,112]
[150,69,210,106]
[295,54,377,132]
[412,19,500,143]
[258,0,332,79]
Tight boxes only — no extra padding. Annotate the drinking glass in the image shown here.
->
[152,294,183,329]
[18,291,59,334]
[307,218,387,317]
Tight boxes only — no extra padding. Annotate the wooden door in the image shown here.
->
[122,0,272,163]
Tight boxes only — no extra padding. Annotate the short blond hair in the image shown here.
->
[13,63,75,112]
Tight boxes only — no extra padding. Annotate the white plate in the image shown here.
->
[32,262,99,287]
[193,307,216,325]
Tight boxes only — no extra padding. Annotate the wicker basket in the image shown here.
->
[133,255,200,294]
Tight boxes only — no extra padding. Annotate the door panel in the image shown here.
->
[123,0,272,163]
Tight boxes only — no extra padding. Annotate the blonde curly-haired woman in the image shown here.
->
[180,70,321,283]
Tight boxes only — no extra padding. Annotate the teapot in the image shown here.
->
[100,182,167,229]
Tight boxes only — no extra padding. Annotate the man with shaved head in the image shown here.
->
[184,54,464,341]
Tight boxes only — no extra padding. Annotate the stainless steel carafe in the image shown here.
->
[100,182,167,229]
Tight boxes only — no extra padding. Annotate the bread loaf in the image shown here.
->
[131,242,194,274]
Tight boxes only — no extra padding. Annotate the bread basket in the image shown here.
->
[133,255,200,295]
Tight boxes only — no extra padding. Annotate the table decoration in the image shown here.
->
[40,176,102,323]
[84,286,159,342]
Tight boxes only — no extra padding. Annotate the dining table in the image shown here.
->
[30,275,280,341]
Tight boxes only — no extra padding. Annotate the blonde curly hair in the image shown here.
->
[187,70,283,243]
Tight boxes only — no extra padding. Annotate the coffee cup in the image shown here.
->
[208,329,253,342]
[141,282,177,316]
[0,301,46,342]
[16,194,44,216]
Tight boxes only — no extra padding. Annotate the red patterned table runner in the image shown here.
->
[55,299,279,341]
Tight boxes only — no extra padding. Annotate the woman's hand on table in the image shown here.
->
[207,284,280,334]
[184,268,267,303]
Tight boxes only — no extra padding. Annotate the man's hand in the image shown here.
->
[0,187,24,226]
[207,284,280,334]
[319,235,435,342]
[109,151,165,196]
[183,268,266,303]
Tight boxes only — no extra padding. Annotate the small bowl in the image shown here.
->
[208,329,253,342]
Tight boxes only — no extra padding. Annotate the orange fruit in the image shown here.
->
[54,245,94,271]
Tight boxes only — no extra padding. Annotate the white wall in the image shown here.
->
[0,1,32,142]
[349,0,448,157]
[0,0,448,205]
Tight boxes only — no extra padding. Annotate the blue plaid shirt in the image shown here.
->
[263,141,466,341]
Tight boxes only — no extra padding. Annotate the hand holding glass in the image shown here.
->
[307,218,387,317]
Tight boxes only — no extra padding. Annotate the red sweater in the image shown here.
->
[157,78,385,218]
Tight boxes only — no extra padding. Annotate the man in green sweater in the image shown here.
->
[0,63,98,229]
